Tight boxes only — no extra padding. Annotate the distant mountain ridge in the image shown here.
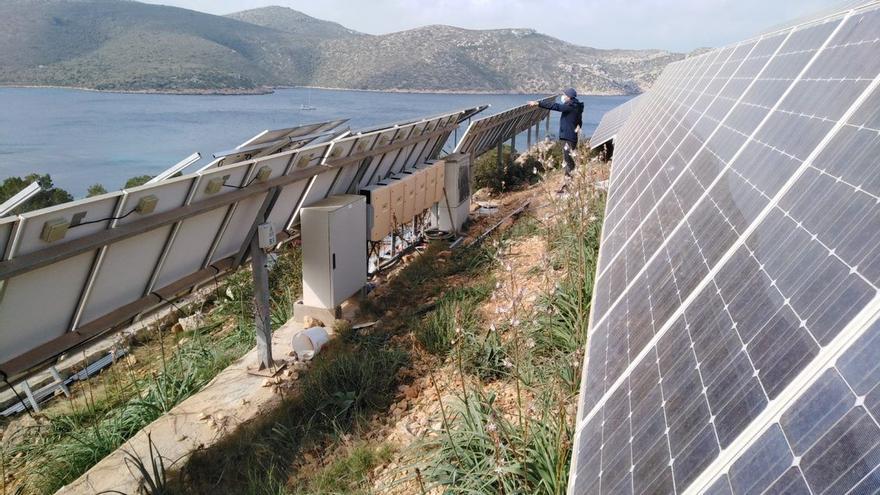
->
[0,0,685,94]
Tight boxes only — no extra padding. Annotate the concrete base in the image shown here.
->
[432,199,471,233]
[56,320,305,495]
[293,300,342,325]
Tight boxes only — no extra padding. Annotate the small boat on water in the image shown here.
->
[300,88,316,110]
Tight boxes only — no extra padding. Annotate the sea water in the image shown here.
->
[0,87,632,197]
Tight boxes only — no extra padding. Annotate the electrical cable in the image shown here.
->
[1,371,36,420]
[149,291,184,316]
[222,176,258,190]
[70,207,138,228]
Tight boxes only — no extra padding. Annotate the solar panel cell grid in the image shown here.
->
[570,2,880,494]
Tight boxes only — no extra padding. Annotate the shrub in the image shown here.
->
[473,145,543,194]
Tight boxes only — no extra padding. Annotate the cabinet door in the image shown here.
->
[328,202,367,305]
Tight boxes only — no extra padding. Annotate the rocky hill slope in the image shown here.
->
[0,1,683,94]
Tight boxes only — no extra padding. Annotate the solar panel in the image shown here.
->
[590,95,646,150]
[198,119,350,170]
[0,107,479,381]
[454,96,555,157]
[569,2,880,494]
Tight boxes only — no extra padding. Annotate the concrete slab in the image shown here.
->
[55,319,305,495]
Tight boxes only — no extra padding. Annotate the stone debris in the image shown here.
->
[303,316,325,328]
[178,312,206,332]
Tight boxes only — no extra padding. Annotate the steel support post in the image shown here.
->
[21,380,40,412]
[510,135,516,165]
[250,236,273,369]
[50,366,70,397]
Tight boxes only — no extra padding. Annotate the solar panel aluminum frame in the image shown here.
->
[0,107,477,382]
[589,94,645,150]
[569,3,880,494]
[454,96,555,158]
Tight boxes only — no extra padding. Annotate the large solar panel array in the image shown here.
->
[0,107,485,381]
[589,95,645,150]
[454,96,555,157]
[570,2,880,494]
[199,119,350,170]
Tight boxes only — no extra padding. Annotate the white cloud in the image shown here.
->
[141,0,840,51]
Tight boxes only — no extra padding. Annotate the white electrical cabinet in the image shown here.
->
[432,153,472,232]
[301,195,367,309]
[361,184,392,242]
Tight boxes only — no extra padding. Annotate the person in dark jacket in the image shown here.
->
[529,88,584,185]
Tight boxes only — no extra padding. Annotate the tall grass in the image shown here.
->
[178,336,408,494]
[3,245,304,495]
[411,164,606,495]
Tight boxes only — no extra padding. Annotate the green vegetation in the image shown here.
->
[0,173,72,214]
[2,244,303,494]
[295,443,394,494]
[86,183,108,197]
[473,145,545,194]
[123,175,154,189]
[0,1,679,93]
[179,331,408,494]
[411,168,605,494]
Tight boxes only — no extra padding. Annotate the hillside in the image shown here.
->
[0,0,316,91]
[309,24,680,94]
[0,1,683,94]
[226,5,361,39]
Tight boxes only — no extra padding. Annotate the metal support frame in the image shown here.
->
[250,236,273,369]
[510,134,516,164]
[527,126,532,148]
[50,366,70,397]
[0,110,471,381]
[497,140,503,173]
[20,380,40,412]
[0,182,41,217]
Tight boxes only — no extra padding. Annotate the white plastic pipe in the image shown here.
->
[291,326,330,361]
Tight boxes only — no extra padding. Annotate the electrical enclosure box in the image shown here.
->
[435,161,446,204]
[301,195,367,310]
[379,177,406,227]
[432,153,472,232]
[391,173,417,222]
[405,168,428,213]
[40,218,69,243]
[361,184,392,241]
[257,222,276,249]
[416,163,440,205]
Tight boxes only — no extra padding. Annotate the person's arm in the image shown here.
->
[528,100,568,113]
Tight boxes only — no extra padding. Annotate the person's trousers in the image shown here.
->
[561,139,576,177]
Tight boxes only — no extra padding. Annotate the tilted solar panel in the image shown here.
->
[570,2,880,494]
[590,95,645,150]
[454,96,555,157]
[0,107,477,381]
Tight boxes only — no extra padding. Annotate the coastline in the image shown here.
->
[0,84,276,96]
[0,83,639,97]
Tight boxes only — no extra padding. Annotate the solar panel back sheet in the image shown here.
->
[570,2,880,494]
[0,106,484,381]
[454,96,556,157]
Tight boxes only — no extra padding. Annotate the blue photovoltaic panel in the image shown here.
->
[570,2,880,494]
[589,94,645,150]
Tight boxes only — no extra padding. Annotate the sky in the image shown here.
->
[139,0,841,52]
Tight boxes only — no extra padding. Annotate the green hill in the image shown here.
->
[226,5,361,39]
[0,0,683,94]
